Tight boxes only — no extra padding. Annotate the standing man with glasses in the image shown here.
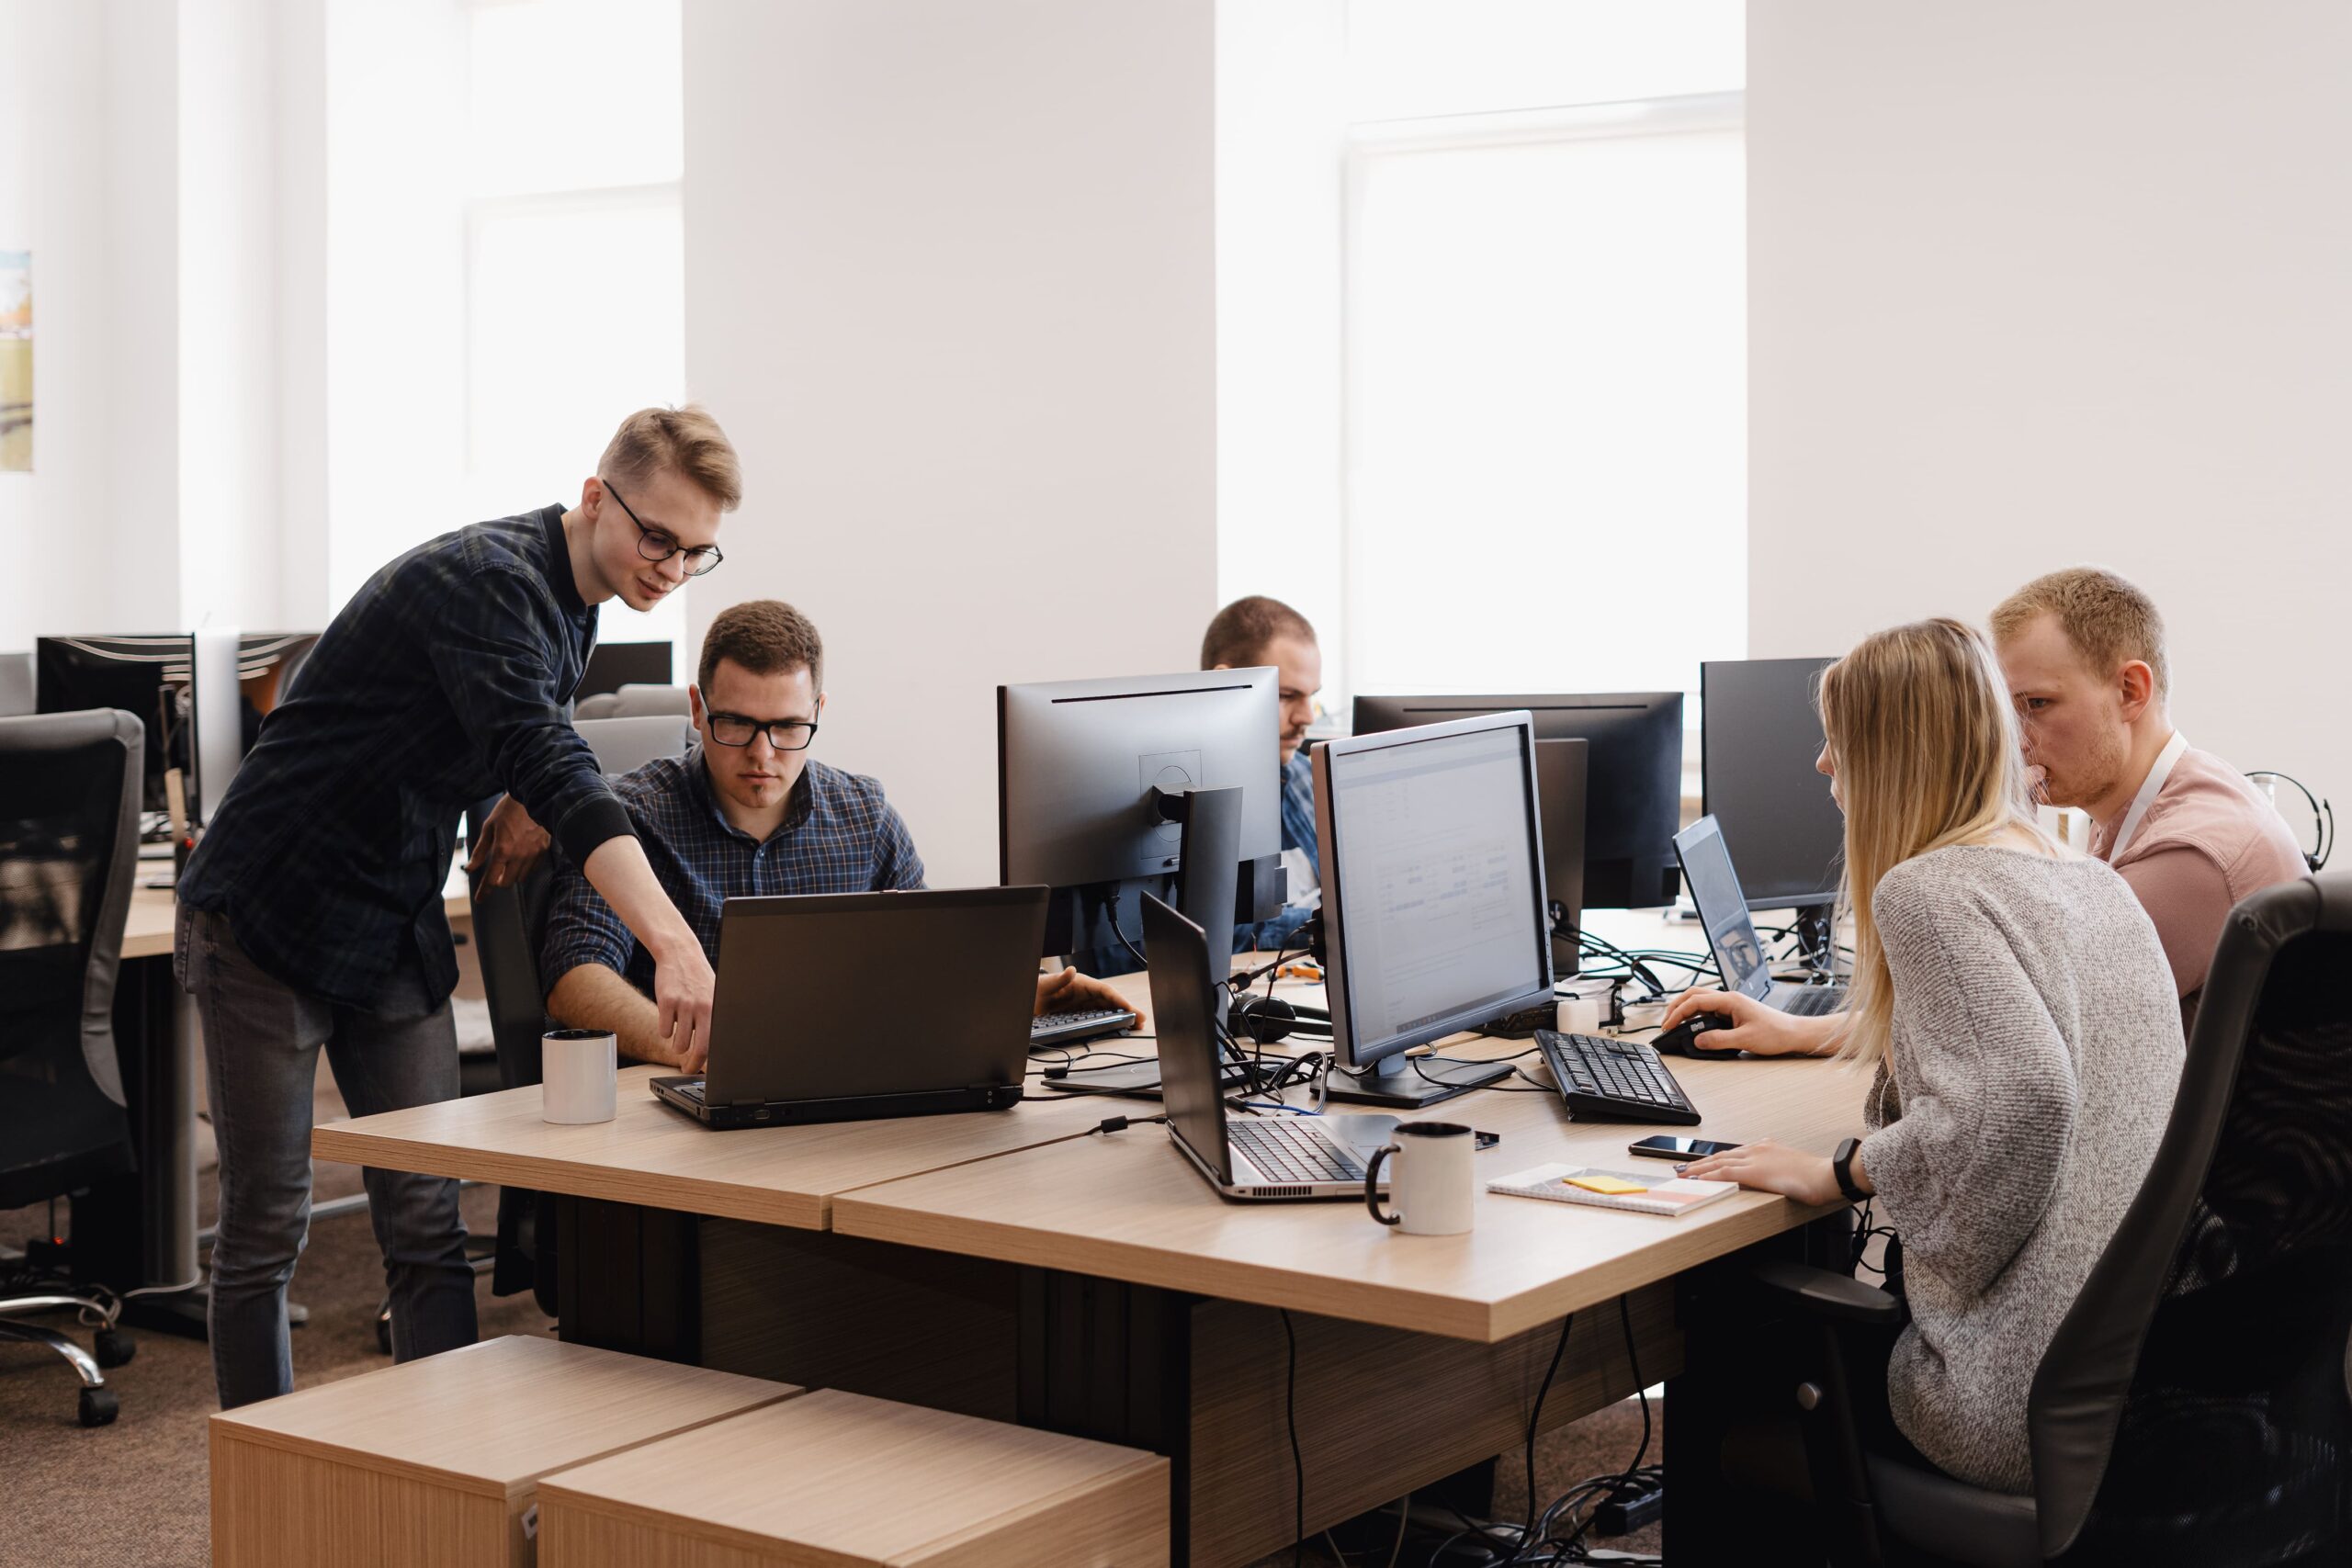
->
[540,600,1134,1063]
[175,405,741,1408]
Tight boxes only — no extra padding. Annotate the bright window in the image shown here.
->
[462,0,687,658]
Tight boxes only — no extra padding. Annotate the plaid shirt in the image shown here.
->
[1237,747,1320,952]
[178,505,632,1010]
[540,747,926,994]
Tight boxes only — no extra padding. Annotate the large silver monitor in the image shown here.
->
[1314,710,1553,1108]
[998,668,1283,962]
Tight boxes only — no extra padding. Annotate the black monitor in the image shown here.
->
[1353,692,1684,908]
[36,636,195,821]
[1700,658,1842,912]
[998,669,1284,966]
[580,640,673,700]
[1313,711,1551,1109]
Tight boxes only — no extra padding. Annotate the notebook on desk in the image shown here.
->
[650,886,1048,1130]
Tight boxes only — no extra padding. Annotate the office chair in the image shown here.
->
[574,682,691,721]
[574,715,695,776]
[1744,871,2352,1566]
[0,709,146,1427]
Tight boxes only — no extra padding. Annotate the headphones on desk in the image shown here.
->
[1227,994,1331,1046]
[2247,771,2334,872]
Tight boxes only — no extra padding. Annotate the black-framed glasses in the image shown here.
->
[706,711,819,751]
[605,480,724,577]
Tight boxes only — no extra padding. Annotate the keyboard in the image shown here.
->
[1773,984,1844,1018]
[1535,1031,1701,1125]
[1030,1007,1139,1050]
[1230,1117,1366,1184]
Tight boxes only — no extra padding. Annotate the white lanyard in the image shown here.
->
[2108,730,2188,862]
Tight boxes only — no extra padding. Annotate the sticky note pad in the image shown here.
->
[1564,1174,1645,1196]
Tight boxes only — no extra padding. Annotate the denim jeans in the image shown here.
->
[175,905,478,1408]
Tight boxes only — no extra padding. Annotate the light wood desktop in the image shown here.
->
[311,909,1855,1564]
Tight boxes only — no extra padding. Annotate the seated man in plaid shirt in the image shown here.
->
[541,599,1131,1061]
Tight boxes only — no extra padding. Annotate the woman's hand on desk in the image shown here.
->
[1679,1138,1841,1205]
[1659,990,1839,1057]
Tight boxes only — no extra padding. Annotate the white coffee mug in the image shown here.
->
[1555,994,1604,1035]
[542,1029,617,1124]
[1363,1121,1477,1236]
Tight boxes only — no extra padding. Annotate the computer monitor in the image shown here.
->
[37,636,194,822]
[1700,658,1843,915]
[1533,738,1588,977]
[1353,692,1684,908]
[1313,711,1553,1108]
[998,668,1283,965]
[580,640,673,700]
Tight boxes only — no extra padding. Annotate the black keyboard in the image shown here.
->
[1535,1031,1701,1125]
[1229,1117,1365,1184]
[1030,1007,1139,1050]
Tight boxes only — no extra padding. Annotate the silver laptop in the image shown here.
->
[1674,816,1845,1017]
[1142,894,1396,1200]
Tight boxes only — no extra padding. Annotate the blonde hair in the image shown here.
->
[598,404,743,513]
[1988,566,2168,697]
[1822,618,2052,1066]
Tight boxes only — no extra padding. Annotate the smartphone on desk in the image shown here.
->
[1628,1134,1739,1161]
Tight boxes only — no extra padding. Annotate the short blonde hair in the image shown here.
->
[1820,618,2052,1066]
[598,404,742,513]
[1988,567,2167,697]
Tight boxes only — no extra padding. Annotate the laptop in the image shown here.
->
[1673,816,1846,1018]
[650,886,1048,1129]
[1142,893,1397,1201]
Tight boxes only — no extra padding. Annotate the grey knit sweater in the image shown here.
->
[1859,845,2185,1495]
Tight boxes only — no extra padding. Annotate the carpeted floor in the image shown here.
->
[0,1064,1665,1567]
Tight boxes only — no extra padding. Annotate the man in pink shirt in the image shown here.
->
[1662,567,2307,1053]
[1990,567,2308,1025]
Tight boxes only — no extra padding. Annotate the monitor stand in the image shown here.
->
[1322,1051,1511,1110]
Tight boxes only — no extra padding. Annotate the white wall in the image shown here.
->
[682,0,1221,887]
[1215,0,1347,663]
[1750,1,2352,802]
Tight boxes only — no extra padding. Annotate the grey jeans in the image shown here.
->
[175,905,478,1408]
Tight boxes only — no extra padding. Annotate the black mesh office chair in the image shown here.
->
[0,709,146,1427]
[1747,871,2352,1565]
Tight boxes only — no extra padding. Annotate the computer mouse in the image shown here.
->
[1654,1010,1741,1060]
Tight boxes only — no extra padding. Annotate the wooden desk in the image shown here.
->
[120,861,475,961]
[314,911,1855,1564]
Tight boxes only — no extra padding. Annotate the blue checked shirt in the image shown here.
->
[178,504,632,1010]
[1237,746,1320,952]
[539,746,926,996]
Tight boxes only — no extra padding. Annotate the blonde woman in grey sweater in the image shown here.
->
[1681,618,2184,1495]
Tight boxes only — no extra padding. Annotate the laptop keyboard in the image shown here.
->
[671,1077,707,1103]
[1536,1031,1702,1126]
[1230,1117,1365,1184]
[1778,985,1843,1017]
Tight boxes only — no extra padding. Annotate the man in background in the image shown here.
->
[1202,595,1323,953]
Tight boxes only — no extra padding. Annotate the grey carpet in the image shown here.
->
[0,1064,1665,1566]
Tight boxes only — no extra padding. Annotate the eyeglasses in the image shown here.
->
[706,711,819,751]
[605,480,724,577]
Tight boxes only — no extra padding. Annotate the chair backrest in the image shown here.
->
[0,709,143,1207]
[597,682,692,719]
[0,651,32,716]
[2033,871,2352,1562]
[576,715,694,777]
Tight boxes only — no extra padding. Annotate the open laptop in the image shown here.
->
[650,886,1048,1129]
[1143,893,1396,1201]
[1673,816,1845,1018]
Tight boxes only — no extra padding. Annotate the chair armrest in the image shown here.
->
[1748,1259,1903,1325]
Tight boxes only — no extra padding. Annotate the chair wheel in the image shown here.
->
[78,1386,119,1427]
[376,1304,392,1355]
[95,1328,135,1369]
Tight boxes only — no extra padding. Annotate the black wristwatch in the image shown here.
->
[1832,1137,1867,1204]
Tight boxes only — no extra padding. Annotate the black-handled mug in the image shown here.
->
[1363,1121,1476,1235]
